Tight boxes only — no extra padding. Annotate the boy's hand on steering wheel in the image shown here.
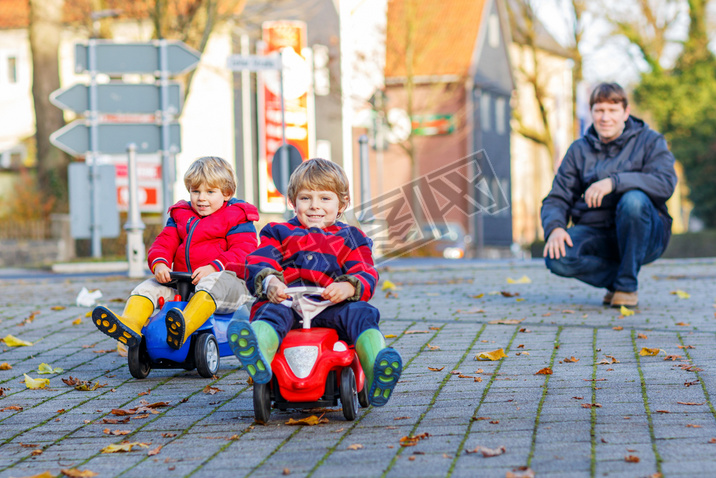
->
[322,282,355,304]
[154,264,172,284]
[191,265,217,285]
[267,276,289,303]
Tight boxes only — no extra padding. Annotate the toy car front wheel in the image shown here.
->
[128,338,151,379]
[340,367,358,421]
[253,382,272,424]
[195,333,220,378]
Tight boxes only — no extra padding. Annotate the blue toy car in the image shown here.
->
[127,271,249,379]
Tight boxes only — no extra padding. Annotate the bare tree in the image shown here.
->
[29,0,69,207]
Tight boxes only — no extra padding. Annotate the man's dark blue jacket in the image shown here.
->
[541,116,677,240]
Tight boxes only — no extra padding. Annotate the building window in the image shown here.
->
[488,14,500,48]
[495,97,506,135]
[7,56,17,83]
[480,92,491,132]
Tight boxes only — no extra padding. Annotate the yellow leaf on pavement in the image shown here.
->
[671,290,690,299]
[85,311,92,317]
[51,306,66,311]
[381,280,397,291]
[285,415,328,426]
[61,468,99,477]
[38,363,64,375]
[0,362,12,370]
[24,374,50,389]
[100,442,150,453]
[72,317,82,325]
[620,306,635,316]
[507,275,531,284]
[475,348,507,361]
[639,348,663,356]
[384,334,397,339]
[2,335,33,347]
[117,342,128,357]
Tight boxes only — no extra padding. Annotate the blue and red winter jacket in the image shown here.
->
[147,198,259,277]
[246,217,378,308]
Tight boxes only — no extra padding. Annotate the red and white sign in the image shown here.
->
[98,154,163,212]
[258,20,312,213]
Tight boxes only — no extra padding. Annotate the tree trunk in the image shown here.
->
[29,0,68,207]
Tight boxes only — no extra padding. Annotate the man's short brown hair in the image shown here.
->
[589,82,628,109]
[287,158,350,211]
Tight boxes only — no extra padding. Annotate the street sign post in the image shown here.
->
[50,39,200,259]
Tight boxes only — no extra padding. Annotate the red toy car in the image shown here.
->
[251,287,370,422]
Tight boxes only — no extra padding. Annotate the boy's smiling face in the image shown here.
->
[292,189,346,229]
[190,183,231,216]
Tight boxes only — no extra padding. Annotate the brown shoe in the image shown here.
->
[602,291,614,306]
[611,291,638,308]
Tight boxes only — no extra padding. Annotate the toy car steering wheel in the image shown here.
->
[167,271,196,301]
[283,286,333,328]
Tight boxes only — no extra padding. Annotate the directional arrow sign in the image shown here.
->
[75,41,201,75]
[50,82,183,115]
[50,120,181,157]
[227,54,282,71]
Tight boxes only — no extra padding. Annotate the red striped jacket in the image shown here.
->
[246,217,378,304]
[147,198,259,277]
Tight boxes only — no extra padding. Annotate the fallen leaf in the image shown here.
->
[399,432,430,447]
[678,345,695,349]
[639,348,663,356]
[347,443,363,450]
[117,342,128,357]
[685,380,699,387]
[613,326,624,331]
[677,401,706,406]
[24,374,50,389]
[285,415,328,426]
[385,291,398,299]
[102,418,130,424]
[384,334,397,339]
[456,308,485,314]
[671,290,690,299]
[381,280,397,291]
[147,445,162,456]
[489,420,500,424]
[31,449,43,455]
[507,275,531,284]
[60,468,98,477]
[72,317,83,325]
[394,416,411,420]
[516,351,530,356]
[475,349,507,361]
[161,432,177,438]
[506,468,535,478]
[500,291,520,297]
[2,335,33,347]
[581,403,602,409]
[51,305,66,311]
[429,326,440,330]
[561,309,575,314]
[664,355,682,361]
[535,368,553,375]
[564,356,579,363]
[710,438,716,444]
[0,362,12,370]
[487,318,524,325]
[457,374,474,379]
[38,363,64,374]
[19,473,54,478]
[426,344,441,351]
[1,405,23,412]
[619,306,635,316]
[428,367,445,372]
[405,330,430,335]
[675,322,690,326]
[637,333,648,339]
[471,294,484,299]
[465,444,506,457]
[598,355,619,365]
[572,396,584,400]
[624,455,640,463]
[656,410,670,413]
[519,328,531,333]
[474,377,483,382]
[100,442,150,453]
[686,424,702,428]
[203,385,222,395]
[282,469,290,475]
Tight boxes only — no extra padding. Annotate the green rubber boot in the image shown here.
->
[227,319,279,384]
[355,329,403,407]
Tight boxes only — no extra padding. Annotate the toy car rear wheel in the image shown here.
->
[340,367,358,421]
[253,382,272,424]
[358,383,370,408]
[128,338,151,379]
[195,333,220,378]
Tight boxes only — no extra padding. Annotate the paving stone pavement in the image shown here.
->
[1,257,715,478]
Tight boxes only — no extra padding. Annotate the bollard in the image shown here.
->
[357,135,374,222]
[125,143,146,278]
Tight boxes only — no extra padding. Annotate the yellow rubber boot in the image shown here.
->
[165,291,217,350]
[92,295,154,348]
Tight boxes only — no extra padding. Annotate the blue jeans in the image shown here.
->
[545,190,669,292]
[251,300,380,346]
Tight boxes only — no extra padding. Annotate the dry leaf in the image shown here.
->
[456,308,485,314]
[20,473,54,478]
[117,342,128,357]
[72,317,83,325]
[637,333,648,339]
[0,362,12,370]
[619,306,634,316]
[613,326,624,331]
[147,445,162,456]
[405,330,430,335]
[475,349,507,361]
[61,468,98,478]
[426,344,441,350]
[671,290,690,299]
[675,322,690,326]
[24,374,50,389]
[381,280,397,291]
[427,367,445,372]
[664,355,682,361]
[51,305,66,311]
[535,368,553,375]
[677,401,706,406]
[581,403,602,409]
[506,468,535,478]
[471,294,484,299]
[384,334,397,339]
[31,449,43,456]
[487,318,524,325]
[678,345,695,349]
[283,469,290,476]
[285,415,328,426]
[2,334,33,347]
[507,275,531,284]
[203,385,222,395]
[347,443,363,450]
[639,348,663,356]
[399,432,430,447]
[500,291,520,297]
[686,424,702,428]
[561,309,575,314]
[465,444,506,457]
[474,377,482,382]
[38,363,64,374]
[1,405,23,411]
[564,356,579,363]
[100,442,150,453]
[624,455,640,463]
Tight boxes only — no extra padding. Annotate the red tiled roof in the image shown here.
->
[385,0,487,78]
[0,0,28,29]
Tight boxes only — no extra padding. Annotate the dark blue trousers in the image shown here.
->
[251,300,380,345]
[545,190,669,292]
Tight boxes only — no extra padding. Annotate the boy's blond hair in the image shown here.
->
[287,158,350,210]
[184,156,236,197]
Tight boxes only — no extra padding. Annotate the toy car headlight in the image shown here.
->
[283,346,319,379]
[443,247,464,259]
